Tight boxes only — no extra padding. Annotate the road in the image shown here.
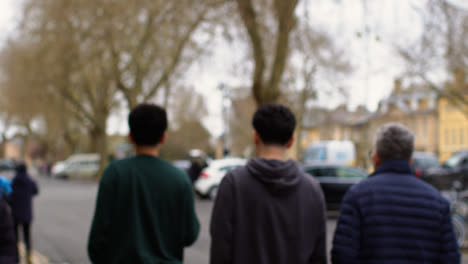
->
[30,175,466,264]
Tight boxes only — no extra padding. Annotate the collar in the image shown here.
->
[369,160,412,177]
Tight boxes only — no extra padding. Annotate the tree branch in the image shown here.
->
[142,8,208,102]
[235,0,266,105]
[266,0,298,103]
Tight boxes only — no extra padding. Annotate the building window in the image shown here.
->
[445,104,452,112]
[462,128,465,146]
[445,129,450,145]
[414,120,418,137]
[453,129,457,146]
[423,118,427,138]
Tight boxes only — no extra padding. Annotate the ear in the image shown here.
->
[253,131,261,145]
[409,157,414,165]
[285,136,295,149]
[128,134,135,144]
[159,132,166,144]
[373,151,381,168]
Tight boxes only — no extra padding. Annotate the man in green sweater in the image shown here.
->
[88,104,200,264]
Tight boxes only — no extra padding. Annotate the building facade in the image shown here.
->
[298,80,439,166]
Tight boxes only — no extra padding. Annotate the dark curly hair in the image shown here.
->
[252,103,296,146]
[129,103,167,146]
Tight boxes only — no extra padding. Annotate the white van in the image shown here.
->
[52,153,100,179]
[304,140,356,166]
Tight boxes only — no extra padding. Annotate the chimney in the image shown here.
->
[393,78,402,94]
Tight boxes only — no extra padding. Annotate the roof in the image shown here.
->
[302,106,373,128]
[380,84,438,115]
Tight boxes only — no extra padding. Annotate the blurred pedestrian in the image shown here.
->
[0,176,12,198]
[187,151,207,183]
[332,123,460,263]
[88,103,199,263]
[210,103,327,264]
[10,163,38,264]
[0,189,18,264]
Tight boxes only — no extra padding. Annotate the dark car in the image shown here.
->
[411,152,439,178]
[425,150,468,190]
[303,163,367,210]
[0,160,15,172]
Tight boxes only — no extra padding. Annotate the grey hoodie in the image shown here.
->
[210,158,327,264]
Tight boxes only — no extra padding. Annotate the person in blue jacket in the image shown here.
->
[10,163,38,264]
[0,175,17,263]
[332,123,460,264]
[0,176,12,198]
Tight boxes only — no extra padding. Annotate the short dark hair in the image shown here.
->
[373,123,414,162]
[129,103,167,146]
[252,103,296,145]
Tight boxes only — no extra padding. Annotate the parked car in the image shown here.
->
[194,157,247,200]
[411,152,439,178]
[53,153,100,179]
[0,159,15,172]
[303,163,367,210]
[425,150,468,190]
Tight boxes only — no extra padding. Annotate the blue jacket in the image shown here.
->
[0,177,12,198]
[332,160,460,264]
[10,166,38,223]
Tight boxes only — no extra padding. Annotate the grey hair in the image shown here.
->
[373,123,414,162]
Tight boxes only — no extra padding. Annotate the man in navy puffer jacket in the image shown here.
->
[332,123,460,264]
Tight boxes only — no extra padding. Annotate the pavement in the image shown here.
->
[25,175,468,264]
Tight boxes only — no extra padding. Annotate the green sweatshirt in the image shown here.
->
[88,155,200,264]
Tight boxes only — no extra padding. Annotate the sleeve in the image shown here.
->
[87,165,115,263]
[210,173,234,264]
[182,179,200,246]
[331,189,361,264]
[311,183,327,264]
[439,201,461,264]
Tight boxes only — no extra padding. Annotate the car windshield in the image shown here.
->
[414,155,439,169]
[423,157,439,168]
[444,153,464,168]
[336,167,366,178]
[304,146,327,163]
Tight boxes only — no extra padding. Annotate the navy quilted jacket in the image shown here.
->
[332,160,460,264]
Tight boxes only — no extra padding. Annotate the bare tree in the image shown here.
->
[283,22,352,159]
[234,0,299,105]
[1,0,222,176]
[399,0,468,116]
[105,0,223,109]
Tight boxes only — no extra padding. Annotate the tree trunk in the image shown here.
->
[295,113,304,161]
[89,123,108,179]
[0,137,6,159]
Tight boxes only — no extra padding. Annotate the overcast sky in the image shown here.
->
[1,0,468,136]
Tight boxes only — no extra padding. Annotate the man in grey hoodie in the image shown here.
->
[210,103,327,264]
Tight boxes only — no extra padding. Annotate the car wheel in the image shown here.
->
[452,215,466,247]
[57,173,69,180]
[208,186,218,200]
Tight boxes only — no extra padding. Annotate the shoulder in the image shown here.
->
[159,158,191,182]
[347,172,448,204]
[300,170,322,190]
[222,165,249,185]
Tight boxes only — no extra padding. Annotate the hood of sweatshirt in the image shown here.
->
[246,158,302,194]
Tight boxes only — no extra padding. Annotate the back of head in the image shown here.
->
[129,103,167,146]
[15,162,27,174]
[252,103,296,145]
[374,123,414,162]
